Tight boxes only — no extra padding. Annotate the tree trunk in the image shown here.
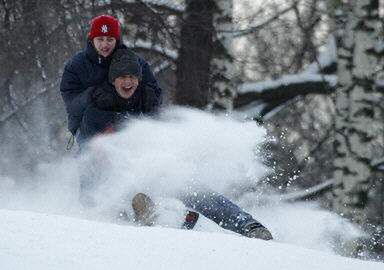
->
[175,0,215,108]
[210,0,235,110]
[332,0,384,223]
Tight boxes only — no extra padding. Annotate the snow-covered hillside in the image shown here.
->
[0,107,382,268]
[0,209,382,270]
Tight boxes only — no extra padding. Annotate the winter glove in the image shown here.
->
[92,83,129,112]
[92,85,114,110]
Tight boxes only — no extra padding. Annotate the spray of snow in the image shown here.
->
[249,202,363,253]
[0,107,363,255]
[83,107,268,212]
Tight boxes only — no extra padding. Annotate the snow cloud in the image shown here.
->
[0,107,268,215]
[83,106,269,211]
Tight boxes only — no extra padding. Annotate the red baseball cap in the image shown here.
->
[88,15,120,40]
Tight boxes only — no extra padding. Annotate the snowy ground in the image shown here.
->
[0,107,383,268]
[0,209,382,270]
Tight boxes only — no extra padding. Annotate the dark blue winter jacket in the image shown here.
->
[60,41,162,135]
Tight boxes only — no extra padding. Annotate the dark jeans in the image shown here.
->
[180,190,259,235]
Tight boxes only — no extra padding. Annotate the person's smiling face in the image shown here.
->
[113,75,139,99]
[92,36,117,58]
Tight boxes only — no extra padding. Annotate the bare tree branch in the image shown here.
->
[219,2,298,38]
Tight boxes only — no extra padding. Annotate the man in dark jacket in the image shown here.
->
[60,15,161,145]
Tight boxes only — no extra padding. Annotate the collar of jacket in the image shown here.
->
[85,40,126,67]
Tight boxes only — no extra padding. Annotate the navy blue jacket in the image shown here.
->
[60,41,162,135]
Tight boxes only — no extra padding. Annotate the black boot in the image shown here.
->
[243,222,273,240]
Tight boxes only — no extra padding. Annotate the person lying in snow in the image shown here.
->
[59,15,272,241]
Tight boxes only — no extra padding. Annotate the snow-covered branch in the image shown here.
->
[234,74,336,111]
[153,60,172,75]
[238,74,337,94]
[125,39,178,61]
[92,0,183,15]
[267,179,335,202]
[234,36,338,114]
[140,0,185,13]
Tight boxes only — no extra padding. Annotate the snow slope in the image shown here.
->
[1,107,382,268]
[0,209,382,270]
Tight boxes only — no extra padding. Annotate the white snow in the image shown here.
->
[234,101,268,119]
[79,107,268,213]
[125,39,178,60]
[0,209,382,270]
[142,0,185,12]
[266,179,336,202]
[153,60,172,74]
[117,0,184,12]
[0,107,382,268]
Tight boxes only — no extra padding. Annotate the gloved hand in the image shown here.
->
[92,83,127,112]
[92,85,114,109]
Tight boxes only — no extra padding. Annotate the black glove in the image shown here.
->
[92,83,128,112]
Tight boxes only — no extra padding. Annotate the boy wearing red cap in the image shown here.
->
[88,15,120,58]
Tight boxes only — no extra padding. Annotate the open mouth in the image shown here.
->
[122,86,133,93]
[101,48,111,55]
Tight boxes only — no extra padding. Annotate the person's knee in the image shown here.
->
[80,105,114,139]
[83,105,111,122]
